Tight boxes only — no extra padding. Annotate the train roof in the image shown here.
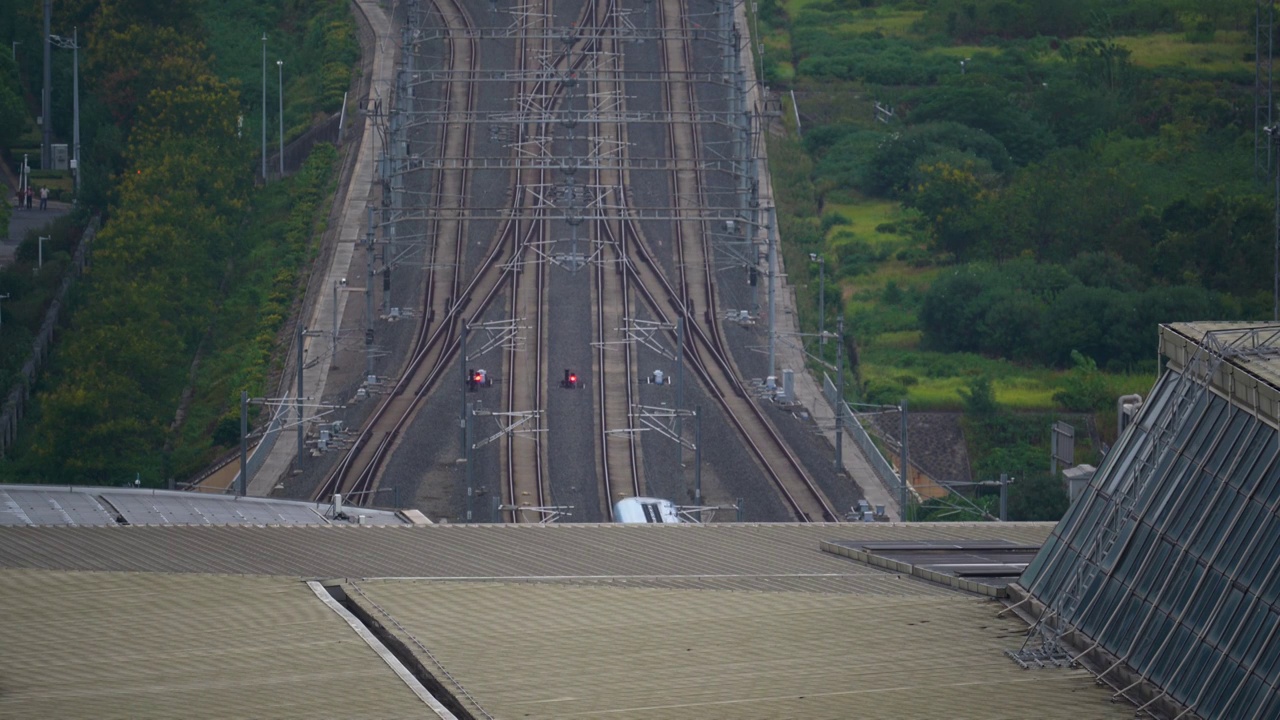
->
[613,496,682,523]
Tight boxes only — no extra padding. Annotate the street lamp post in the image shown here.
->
[277,59,285,177]
[1269,125,1280,321]
[1269,124,1280,321]
[261,33,267,182]
[810,253,825,350]
[41,0,50,171]
[239,390,249,496]
[38,236,48,269]
[900,397,910,520]
[49,29,79,197]
[834,317,844,471]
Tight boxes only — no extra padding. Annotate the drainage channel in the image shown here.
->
[307,580,475,720]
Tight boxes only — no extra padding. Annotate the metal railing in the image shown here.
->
[1,218,96,458]
[822,372,902,508]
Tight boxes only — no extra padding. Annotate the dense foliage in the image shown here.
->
[761,0,1265,517]
[25,72,250,481]
[765,0,1268,367]
[0,0,352,485]
[958,376,1070,521]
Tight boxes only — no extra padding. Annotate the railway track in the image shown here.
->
[610,0,837,521]
[591,0,644,518]
[315,0,488,504]
[500,0,554,521]
[314,0,839,523]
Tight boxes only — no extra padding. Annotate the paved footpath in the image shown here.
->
[250,0,395,496]
[0,199,72,269]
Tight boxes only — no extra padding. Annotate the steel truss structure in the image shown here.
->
[1015,323,1280,719]
[381,0,776,350]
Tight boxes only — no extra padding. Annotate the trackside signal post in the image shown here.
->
[458,318,528,453]
[463,402,544,522]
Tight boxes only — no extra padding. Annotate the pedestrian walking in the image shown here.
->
[25,187,33,210]
[39,187,47,210]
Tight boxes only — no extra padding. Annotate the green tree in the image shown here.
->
[905,85,1054,165]
[907,157,992,259]
[862,121,1011,198]
[1053,351,1111,411]
[1007,472,1070,521]
[959,375,1000,420]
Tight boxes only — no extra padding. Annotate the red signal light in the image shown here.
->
[473,373,484,383]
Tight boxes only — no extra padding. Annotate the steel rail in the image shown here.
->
[316,0,484,503]
[590,0,643,520]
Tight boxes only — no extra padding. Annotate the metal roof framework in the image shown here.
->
[1017,322,1280,719]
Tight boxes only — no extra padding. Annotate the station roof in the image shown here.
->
[344,575,1128,720]
[1160,322,1280,427]
[0,484,405,527]
[0,521,1055,576]
[0,521,1136,719]
[0,569,432,719]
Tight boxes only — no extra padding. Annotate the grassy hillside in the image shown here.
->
[755,0,1263,513]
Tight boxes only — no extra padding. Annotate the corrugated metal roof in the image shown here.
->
[0,522,1055,577]
[0,569,433,719]
[346,578,1132,720]
[0,485,405,527]
[0,523,1134,719]
[0,487,117,525]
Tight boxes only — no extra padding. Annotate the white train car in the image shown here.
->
[613,496,683,524]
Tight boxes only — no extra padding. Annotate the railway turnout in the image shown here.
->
[301,0,856,522]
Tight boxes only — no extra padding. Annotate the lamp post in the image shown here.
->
[1269,125,1280,321]
[810,253,825,351]
[900,397,910,520]
[1271,124,1280,321]
[834,317,844,471]
[960,57,969,75]
[41,0,50,171]
[261,33,267,182]
[49,29,79,197]
[277,59,285,177]
[38,235,48,269]
[239,390,250,496]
